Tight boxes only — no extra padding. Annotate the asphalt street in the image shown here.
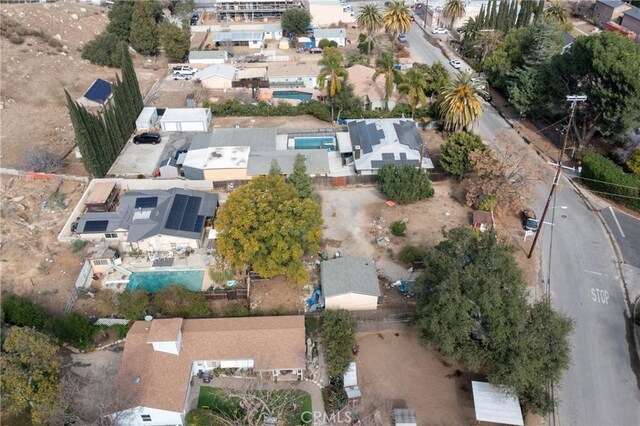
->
[601,207,640,269]
[403,21,640,425]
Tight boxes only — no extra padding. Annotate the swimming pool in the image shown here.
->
[272,90,313,102]
[294,136,336,151]
[126,270,204,293]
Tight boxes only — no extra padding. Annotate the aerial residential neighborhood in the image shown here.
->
[1,0,640,426]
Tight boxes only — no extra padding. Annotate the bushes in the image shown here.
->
[398,245,427,264]
[20,149,64,173]
[321,309,356,378]
[378,164,435,204]
[1,293,47,330]
[580,153,640,211]
[318,38,338,49]
[439,131,485,177]
[152,285,213,318]
[391,220,407,237]
[71,239,88,253]
[305,316,318,334]
[81,32,124,67]
[51,313,96,350]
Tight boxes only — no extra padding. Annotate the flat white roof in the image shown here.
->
[137,107,157,123]
[183,146,250,170]
[343,362,357,388]
[160,108,210,123]
[472,381,524,426]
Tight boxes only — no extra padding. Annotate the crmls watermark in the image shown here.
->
[300,411,353,424]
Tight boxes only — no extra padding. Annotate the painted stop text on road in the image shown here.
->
[591,288,609,304]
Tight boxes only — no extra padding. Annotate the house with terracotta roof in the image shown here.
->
[346,64,399,111]
[110,316,306,426]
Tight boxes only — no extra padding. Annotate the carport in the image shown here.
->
[160,108,212,132]
[471,381,524,425]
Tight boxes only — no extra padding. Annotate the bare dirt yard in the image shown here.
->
[353,330,475,425]
[0,2,167,173]
[212,115,332,130]
[249,275,309,314]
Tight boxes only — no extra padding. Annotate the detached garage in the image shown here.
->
[160,108,212,132]
[321,256,380,311]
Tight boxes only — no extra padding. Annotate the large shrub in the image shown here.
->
[81,32,124,67]
[581,153,640,211]
[322,309,356,378]
[1,293,47,330]
[398,245,427,264]
[439,131,485,177]
[51,312,96,350]
[378,164,435,204]
[153,285,212,318]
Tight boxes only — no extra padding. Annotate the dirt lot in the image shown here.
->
[213,115,332,129]
[0,2,167,173]
[353,330,474,425]
[249,275,309,314]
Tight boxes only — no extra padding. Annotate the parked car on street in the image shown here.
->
[190,13,199,26]
[173,74,193,80]
[309,47,323,54]
[431,27,447,34]
[133,132,161,145]
[172,65,196,75]
[449,59,462,69]
[478,91,492,102]
[522,209,540,231]
[398,33,407,42]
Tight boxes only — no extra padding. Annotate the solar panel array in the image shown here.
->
[83,220,109,232]
[165,194,205,233]
[394,121,422,151]
[347,121,384,154]
[135,197,158,209]
[381,153,395,161]
[370,159,419,168]
[84,79,112,104]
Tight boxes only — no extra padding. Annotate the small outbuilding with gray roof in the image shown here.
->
[321,256,380,311]
[313,28,347,46]
[188,50,228,65]
[247,149,330,177]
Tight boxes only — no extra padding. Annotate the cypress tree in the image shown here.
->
[496,0,508,32]
[65,90,100,176]
[535,0,545,21]
[508,0,518,30]
[477,5,486,29]
[121,43,144,114]
[516,0,526,27]
[488,0,498,29]
[103,107,120,159]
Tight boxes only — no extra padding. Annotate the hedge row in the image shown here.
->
[580,153,640,211]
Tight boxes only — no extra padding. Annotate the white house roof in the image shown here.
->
[194,64,236,81]
[213,31,264,42]
[313,28,346,39]
[160,108,211,123]
[182,146,250,170]
[189,50,228,60]
[343,362,358,388]
[471,381,524,426]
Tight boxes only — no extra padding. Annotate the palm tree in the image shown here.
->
[356,3,383,55]
[439,71,485,131]
[372,50,399,111]
[397,68,429,118]
[442,0,466,29]
[317,47,349,123]
[383,0,412,39]
[544,1,569,26]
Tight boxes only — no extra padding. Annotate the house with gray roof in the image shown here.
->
[188,50,228,65]
[343,119,434,175]
[321,256,380,311]
[621,6,640,39]
[593,0,631,26]
[247,149,330,177]
[213,31,264,49]
[75,188,218,253]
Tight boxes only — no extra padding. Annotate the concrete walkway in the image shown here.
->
[187,376,327,425]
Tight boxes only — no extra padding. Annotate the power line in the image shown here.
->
[574,176,640,191]
[579,189,640,201]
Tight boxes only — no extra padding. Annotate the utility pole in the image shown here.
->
[528,95,586,259]
[422,0,429,30]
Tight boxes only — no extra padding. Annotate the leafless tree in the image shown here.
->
[20,148,64,173]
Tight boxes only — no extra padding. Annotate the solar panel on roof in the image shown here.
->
[135,197,158,209]
[165,194,188,230]
[194,216,205,232]
[84,79,112,104]
[399,153,407,160]
[83,220,109,232]
[381,153,394,160]
[180,197,202,231]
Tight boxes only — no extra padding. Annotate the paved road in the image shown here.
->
[601,207,640,269]
[405,22,640,425]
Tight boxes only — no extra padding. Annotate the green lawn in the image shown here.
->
[196,386,312,425]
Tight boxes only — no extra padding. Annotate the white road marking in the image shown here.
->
[591,288,609,304]
[543,221,554,226]
[584,270,604,276]
[609,206,626,238]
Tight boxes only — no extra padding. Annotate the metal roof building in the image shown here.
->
[321,256,380,311]
[247,149,330,176]
[471,381,524,426]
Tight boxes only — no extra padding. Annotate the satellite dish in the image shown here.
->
[144,315,153,322]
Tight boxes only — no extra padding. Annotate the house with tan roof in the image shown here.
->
[267,61,321,89]
[110,316,306,426]
[346,64,399,111]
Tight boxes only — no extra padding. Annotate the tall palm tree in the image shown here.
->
[372,50,399,111]
[439,71,485,131]
[383,0,412,39]
[442,0,466,29]
[544,1,569,26]
[317,47,349,123]
[356,3,383,55]
[397,68,429,118]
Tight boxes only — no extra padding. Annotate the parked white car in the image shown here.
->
[172,65,196,76]
[173,74,193,81]
[449,59,462,69]
[431,27,448,34]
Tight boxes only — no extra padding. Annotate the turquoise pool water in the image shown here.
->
[273,90,313,102]
[126,270,204,293]
[294,136,336,151]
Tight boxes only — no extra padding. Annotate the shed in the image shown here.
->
[393,408,417,426]
[85,181,118,212]
[188,50,228,65]
[321,256,380,311]
[76,78,113,108]
[345,385,362,406]
[343,362,358,387]
[472,210,495,232]
[160,108,212,132]
[136,107,158,132]
[471,381,524,426]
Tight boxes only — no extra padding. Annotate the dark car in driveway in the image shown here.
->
[522,209,540,231]
[133,132,161,145]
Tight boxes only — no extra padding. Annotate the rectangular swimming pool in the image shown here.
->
[126,269,204,293]
[272,90,313,102]
[293,136,336,151]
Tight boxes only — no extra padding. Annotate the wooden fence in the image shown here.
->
[204,288,249,300]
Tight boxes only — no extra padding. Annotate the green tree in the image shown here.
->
[82,32,124,67]
[356,3,383,54]
[322,309,356,378]
[51,313,96,350]
[158,20,191,62]
[171,0,196,19]
[1,293,47,330]
[544,1,569,26]
[1,327,63,424]
[442,0,466,29]
[318,47,349,123]
[483,26,529,90]
[546,32,640,146]
[414,228,572,414]
[378,164,435,204]
[439,71,485,131]
[281,8,312,35]
[216,176,323,283]
[269,159,283,176]
[107,0,136,41]
[289,153,314,198]
[333,82,364,119]
[153,285,212,318]
[439,131,485,177]
[373,50,399,111]
[627,148,640,176]
[117,290,149,320]
[398,68,429,118]
[130,0,159,55]
[383,0,412,39]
